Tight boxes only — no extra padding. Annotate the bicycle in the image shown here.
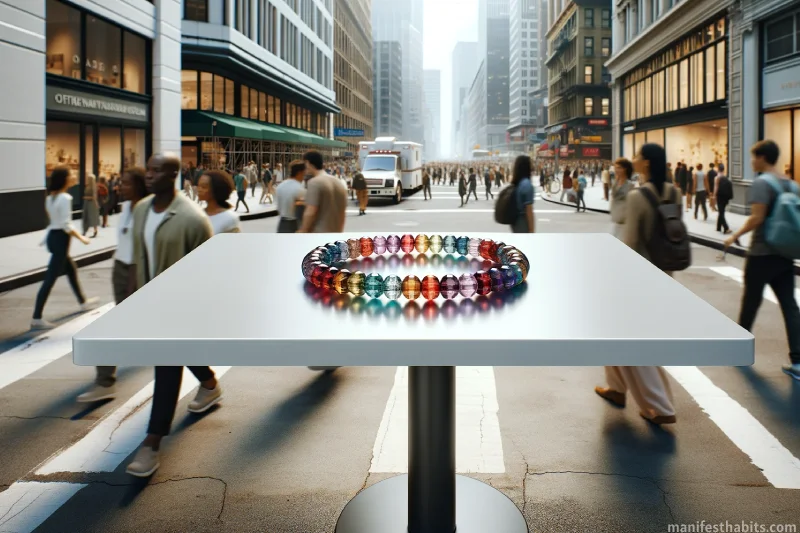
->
[543,175,562,195]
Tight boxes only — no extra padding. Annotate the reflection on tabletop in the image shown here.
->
[303,279,528,322]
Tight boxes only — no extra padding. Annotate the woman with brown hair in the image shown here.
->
[197,169,241,234]
[82,173,100,237]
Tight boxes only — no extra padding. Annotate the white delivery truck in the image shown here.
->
[358,137,423,204]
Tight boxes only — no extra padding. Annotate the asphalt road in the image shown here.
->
[0,184,798,533]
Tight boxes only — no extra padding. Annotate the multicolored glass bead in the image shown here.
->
[337,240,350,259]
[421,275,440,300]
[360,237,374,257]
[414,234,430,253]
[488,268,505,292]
[402,275,421,300]
[509,264,525,286]
[440,275,460,299]
[347,239,360,259]
[387,235,401,253]
[373,236,387,254]
[333,269,351,294]
[479,240,498,261]
[383,275,402,300]
[321,267,338,289]
[429,235,443,254]
[468,237,481,257]
[458,274,477,297]
[365,274,385,298]
[326,243,341,262]
[456,236,469,256]
[347,271,366,296]
[311,264,329,288]
[443,235,457,254]
[474,270,492,296]
[400,234,415,253]
[500,265,516,289]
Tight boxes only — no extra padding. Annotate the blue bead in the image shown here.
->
[456,236,469,256]
[336,240,350,259]
[326,243,341,263]
[443,235,457,254]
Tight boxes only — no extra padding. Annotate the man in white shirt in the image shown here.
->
[275,160,307,233]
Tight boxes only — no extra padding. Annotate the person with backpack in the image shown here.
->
[724,140,800,381]
[576,169,587,212]
[713,163,733,234]
[560,168,573,202]
[494,154,535,233]
[596,143,680,426]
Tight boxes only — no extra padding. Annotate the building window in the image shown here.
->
[123,32,146,93]
[45,0,81,79]
[200,72,213,110]
[584,65,593,84]
[86,16,122,88]
[184,0,208,21]
[585,8,594,28]
[601,8,611,28]
[601,98,610,116]
[181,70,198,109]
[584,37,594,57]
[765,14,796,62]
[601,37,611,57]
[584,97,594,115]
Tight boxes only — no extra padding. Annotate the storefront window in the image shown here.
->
[123,32,146,93]
[274,97,282,124]
[764,111,792,177]
[241,85,249,117]
[267,95,276,123]
[679,59,689,109]
[200,72,213,110]
[46,0,81,79]
[98,128,121,179]
[705,47,715,104]
[250,88,258,119]
[644,76,652,117]
[225,79,235,115]
[123,129,146,168]
[690,52,703,106]
[646,129,664,147]
[182,71,198,109]
[623,134,634,159]
[260,91,267,122]
[85,125,95,179]
[634,132,646,154]
[213,75,225,113]
[716,41,726,101]
[45,122,81,178]
[665,120,728,170]
[86,16,121,88]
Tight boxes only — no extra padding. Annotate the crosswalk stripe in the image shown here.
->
[0,304,114,392]
[0,482,87,533]
[36,365,232,475]
[370,366,505,473]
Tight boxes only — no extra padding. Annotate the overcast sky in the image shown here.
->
[423,0,478,155]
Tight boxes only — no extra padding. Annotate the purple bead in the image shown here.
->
[489,267,505,292]
[440,275,460,299]
[459,274,477,297]
[386,235,401,254]
[500,265,516,289]
[373,236,387,254]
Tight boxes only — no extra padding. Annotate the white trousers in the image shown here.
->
[604,366,676,418]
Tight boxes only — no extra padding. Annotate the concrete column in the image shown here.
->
[642,0,652,29]
[741,29,759,180]
[0,0,46,236]
[152,0,182,164]
[250,0,258,39]
[613,4,625,53]
[227,0,235,27]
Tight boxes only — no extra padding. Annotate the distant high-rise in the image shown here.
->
[373,41,404,137]
[372,0,424,142]
[451,42,479,157]
[423,70,441,160]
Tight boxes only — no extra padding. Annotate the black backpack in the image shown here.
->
[716,176,733,202]
[639,186,691,272]
[494,185,519,225]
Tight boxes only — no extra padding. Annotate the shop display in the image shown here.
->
[302,235,530,301]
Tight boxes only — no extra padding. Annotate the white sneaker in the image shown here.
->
[187,385,222,413]
[76,384,117,403]
[80,297,100,312]
[30,318,55,330]
[126,446,160,478]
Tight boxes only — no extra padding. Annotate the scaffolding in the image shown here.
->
[193,137,338,174]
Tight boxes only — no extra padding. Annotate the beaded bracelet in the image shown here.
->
[301,235,529,301]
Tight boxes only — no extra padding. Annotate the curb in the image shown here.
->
[0,209,278,294]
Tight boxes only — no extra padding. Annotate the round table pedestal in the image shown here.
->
[335,474,529,533]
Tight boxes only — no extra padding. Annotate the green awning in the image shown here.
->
[182,110,348,148]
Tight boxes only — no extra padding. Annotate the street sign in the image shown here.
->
[334,128,365,137]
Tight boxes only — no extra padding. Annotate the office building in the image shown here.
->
[373,41,404,137]
[423,70,441,160]
[545,0,612,162]
[451,41,479,157]
[333,0,374,154]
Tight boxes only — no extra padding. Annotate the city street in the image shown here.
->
[0,184,798,533]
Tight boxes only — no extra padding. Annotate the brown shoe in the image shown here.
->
[641,413,677,425]
[594,387,625,407]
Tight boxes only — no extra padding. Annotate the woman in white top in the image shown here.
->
[32,167,98,329]
[609,158,635,239]
[77,167,148,402]
[197,169,241,234]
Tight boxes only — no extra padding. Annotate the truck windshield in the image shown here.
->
[362,156,396,172]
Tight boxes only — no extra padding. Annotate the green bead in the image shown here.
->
[365,273,385,298]
[348,271,366,296]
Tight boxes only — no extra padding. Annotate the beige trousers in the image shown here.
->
[604,366,676,418]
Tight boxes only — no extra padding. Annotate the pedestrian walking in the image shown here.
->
[125,154,220,478]
[458,171,468,207]
[82,173,100,238]
[468,169,478,200]
[597,143,681,425]
[511,155,535,233]
[260,163,273,204]
[724,140,800,381]
[31,167,99,330]
[422,170,432,200]
[198,169,240,234]
[233,165,250,213]
[707,163,718,212]
[485,170,494,200]
[98,177,110,228]
[610,158,635,239]
[77,167,147,402]
[297,151,347,233]
[694,163,709,221]
[559,169,573,202]
[686,166,695,211]
[276,160,307,233]
[714,164,733,234]
[353,171,369,214]
[247,160,258,198]
[601,165,611,201]
[576,169,587,212]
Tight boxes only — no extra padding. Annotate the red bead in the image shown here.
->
[400,234,415,253]
[479,239,494,260]
[321,267,339,290]
[474,270,492,296]
[311,264,329,288]
[421,275,440,300]
[360,237,374,257]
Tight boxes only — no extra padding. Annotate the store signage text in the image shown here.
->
[334,128,365,137]
[582,136,602,143]
[46,86,149,123]
[763,63,800,109]
[624,125,636,132]
[582,147,601,157]
[587,119,608,126]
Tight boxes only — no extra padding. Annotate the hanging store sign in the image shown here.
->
[581,136,603,143]
[582,147,601,157]
[46,86,149,124]
[587,119,608,126]
[763,63,800,109]
[334,128,365,137]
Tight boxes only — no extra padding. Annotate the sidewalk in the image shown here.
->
[0,186,277,293]
[541,182,752,252]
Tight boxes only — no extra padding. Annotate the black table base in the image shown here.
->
[335,366,529,533]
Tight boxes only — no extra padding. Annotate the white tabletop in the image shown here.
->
[73,233,753,367]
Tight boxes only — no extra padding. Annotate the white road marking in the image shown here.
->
[347,209,569,214]
[0,482,86,533]
[0,304,114,392]
[36,366,231,475]
[710,266,800,304]
[665,366,800,489]
[370,366,505,474]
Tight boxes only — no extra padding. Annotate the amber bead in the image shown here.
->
[360,237,374,257]
[402,275,422,300]
[333,269,351,294]
[347,239,360,259]
[421,275,440,300]
[348,271,366,296]
[400,234,415,253]
[414,234,430,253]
